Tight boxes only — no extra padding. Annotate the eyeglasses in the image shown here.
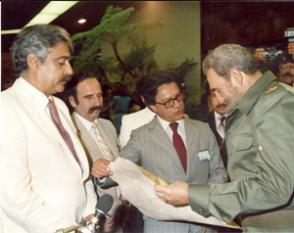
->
[155,93,184,108]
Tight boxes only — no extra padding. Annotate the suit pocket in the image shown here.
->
[231,134,253,151]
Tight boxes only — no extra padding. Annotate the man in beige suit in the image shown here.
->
[66,73,125,232]
[1,25,96,233]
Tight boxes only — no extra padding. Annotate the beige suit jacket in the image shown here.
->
[72,113,122,217]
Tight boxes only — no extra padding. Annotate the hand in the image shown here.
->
[254,48,266,61]
[91,159,112,178]
[103,216,115,233]
[83,213,94,222]
[288,42,294,55]
[154,181,189,206]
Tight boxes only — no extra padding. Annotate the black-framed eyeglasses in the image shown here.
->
[155,93,184,108]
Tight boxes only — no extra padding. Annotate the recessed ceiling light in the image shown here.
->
[78,18,87,24]
[1,1,79,35]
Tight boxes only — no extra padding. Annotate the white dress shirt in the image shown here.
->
[157,115,187,147]
[214,111,227,139]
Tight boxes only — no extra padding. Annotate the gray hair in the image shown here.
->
[11,24,72,77]
[202,44,259,80]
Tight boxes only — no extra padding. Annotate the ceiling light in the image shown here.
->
[1,1,79,35]
[78,18,87,24]
[25,1,79,27]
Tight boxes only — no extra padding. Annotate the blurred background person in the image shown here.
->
[111,82,132,134]
[119,77,155,148]
[204,87,229,169]
[254,42,294,87]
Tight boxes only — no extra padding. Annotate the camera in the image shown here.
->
[285,27,294,60]
[263,47,284,63]
[284,27,294,42]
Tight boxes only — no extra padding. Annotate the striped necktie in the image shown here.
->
[91,122,114,161]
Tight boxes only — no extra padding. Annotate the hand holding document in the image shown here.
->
[109,157,240,229]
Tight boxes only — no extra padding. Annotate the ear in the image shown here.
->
[140,96,146,105]
[27,53,41,70]
[229,68,243,87]
[148,104,157,113]
[68,96,77,108]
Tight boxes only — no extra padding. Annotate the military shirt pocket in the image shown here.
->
[231,134,253,151]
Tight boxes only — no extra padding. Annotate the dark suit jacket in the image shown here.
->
[205,112,228,168]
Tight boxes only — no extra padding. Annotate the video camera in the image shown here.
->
[285,27,294,42]
[285,27,294,60]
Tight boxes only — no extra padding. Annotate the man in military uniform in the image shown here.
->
[155,44,294,232]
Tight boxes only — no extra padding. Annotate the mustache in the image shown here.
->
[60,75,72,83]
[281,72,294,78]
[216,104,228,108]
[88,106,103,114]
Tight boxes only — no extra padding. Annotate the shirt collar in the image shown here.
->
[18,77,50,110]
[235,71,277,115]
[73,112,95,131]
[214,111,227,121]
[157,115,184,132]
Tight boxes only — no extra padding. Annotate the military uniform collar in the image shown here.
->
[235,71,277,115]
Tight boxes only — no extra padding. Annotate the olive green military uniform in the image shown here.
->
[189,72,294,232]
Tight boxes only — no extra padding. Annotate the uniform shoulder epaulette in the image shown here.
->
[264,84,278,94]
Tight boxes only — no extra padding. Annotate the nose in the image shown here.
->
[93,95,102,105]
[173,98,182,108]
[215,92,225,105]
[65,60,73,76]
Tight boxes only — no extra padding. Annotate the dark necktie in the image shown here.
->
[170,122,187,172]
[220,116,226,128]
[47,99,80,165]
[218,116,227,150]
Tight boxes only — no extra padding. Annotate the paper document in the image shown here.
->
[109,157,239,229]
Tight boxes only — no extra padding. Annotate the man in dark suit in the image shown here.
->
[92,70,228,233]
[205,90,229,168]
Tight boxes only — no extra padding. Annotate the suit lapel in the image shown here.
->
[12,81,83,174]
[184,118,200,176]
[13,81,66,146]
[73,114,101,163]
[97,119,119,159]
[150,117,185,174]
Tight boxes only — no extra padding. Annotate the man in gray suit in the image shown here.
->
[65,73,125,233]
[92,70,228,233]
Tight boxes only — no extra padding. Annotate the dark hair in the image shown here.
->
[140,70,183,105]
[65,72,100,102]
[202,44,259,80]
[11,24,72,77]
[112,82,130,96]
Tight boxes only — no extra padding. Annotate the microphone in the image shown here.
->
[55,194,114,233]
[95,194,114,221]
[77,194,114,233]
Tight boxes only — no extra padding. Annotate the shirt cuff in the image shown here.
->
[188,184,210,217]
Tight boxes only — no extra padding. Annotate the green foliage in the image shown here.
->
[71,6,135,79]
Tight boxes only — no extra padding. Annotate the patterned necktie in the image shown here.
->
[92,122,114,161]
[170,122,187,172]
[47,99,80,165]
